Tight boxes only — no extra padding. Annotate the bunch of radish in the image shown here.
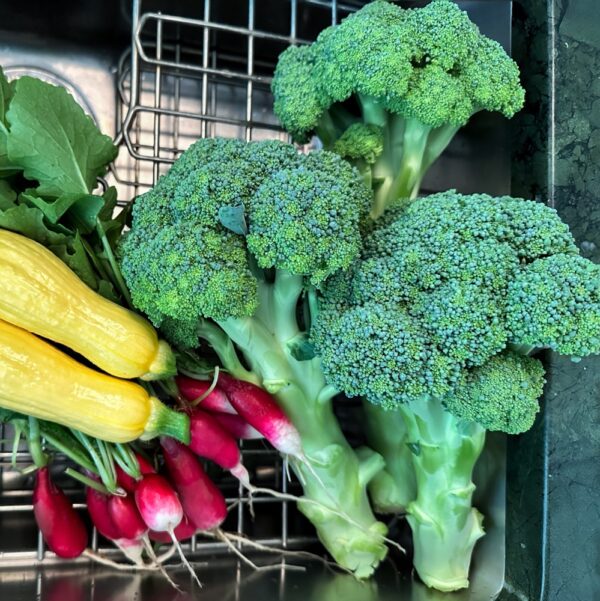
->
[30,373,304,585]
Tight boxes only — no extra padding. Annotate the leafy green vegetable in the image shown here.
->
[0,180,15,208]
[6,77,117,197]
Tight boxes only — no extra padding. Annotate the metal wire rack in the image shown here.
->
[0,0,368,567]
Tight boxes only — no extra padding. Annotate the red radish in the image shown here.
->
[108,493,147,541]
[188,410,249,483]
[33,467,87,558]
[177,376,236,414]
[136,473,201,588]
[217,374,303,456]
[150,514,197,544]
[134,474,183,533]
[161,437,228,531]
[86,487,122,541]
[210,412,264,440]
[116,454,156,493]
[86,484,145,564]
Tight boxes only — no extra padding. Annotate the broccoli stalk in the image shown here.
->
[120,138,388,578]
[356,97,462,217]
[313,191,600,590]
[399,396,485,593]
[196,273,388,576]
[362,402,416,514]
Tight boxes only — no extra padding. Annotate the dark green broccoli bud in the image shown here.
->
[247,153,369,284]
[159,317,203,350]
[333,124,384,165]
[314,190,598,411]
[507,254,600,357]
[445,352,545,434]
[121,138,368,329]
[414,281,507,366]
[312,302,456,407]
[121,222,258,324]
[364,191,577,262]
[271,45,328,144]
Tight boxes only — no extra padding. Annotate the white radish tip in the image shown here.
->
[230,463,250,487]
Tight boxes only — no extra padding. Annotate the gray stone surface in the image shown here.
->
[504,0,600,599]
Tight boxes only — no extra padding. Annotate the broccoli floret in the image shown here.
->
[313,189,599,591]
[247,160,366,284]
[507,254,600,356]
[445,352,545,434]
[332,124,384,166]
[272,0,525,216]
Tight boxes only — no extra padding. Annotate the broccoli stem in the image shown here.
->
[354,95,464,217]
[215,272,388,578]
[399,396,486,592]
[361,401,416,514]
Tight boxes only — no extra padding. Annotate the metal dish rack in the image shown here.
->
[0,0,367,568]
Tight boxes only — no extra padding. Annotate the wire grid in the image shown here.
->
[0,0,365,567]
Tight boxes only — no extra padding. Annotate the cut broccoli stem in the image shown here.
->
[399,396,486,592]
[362,401,416,514]
[214,273,389,578]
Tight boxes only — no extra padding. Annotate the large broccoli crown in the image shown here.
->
[313,190,599,427]
[444,351,546,434]
[272,0,524,142]
[120,137,371,342]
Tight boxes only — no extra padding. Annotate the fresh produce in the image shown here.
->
[120,137,388,578]
[116,454,156,493]
[150,515,198,544]
[134,474,183,534]
[161,437,228,531]
[109,493,148,541]
[0,229,176,381]
[87,486,123,541]
[0,69,128,304]
[188,410,249,483]
[271,0,524,216]
[312,190,600,590]
[0,319,189,444]
[210,412,263,440]
[33,467,88,558]
[176,375,236,414]
[217,374,302,456]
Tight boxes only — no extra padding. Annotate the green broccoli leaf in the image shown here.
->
[6,77,118,197]
[218,203,248,235]
[287,333,317,361]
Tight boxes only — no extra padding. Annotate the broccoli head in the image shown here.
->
[119,137,371,345]
[312,190,600,433]
[272,0,525,215]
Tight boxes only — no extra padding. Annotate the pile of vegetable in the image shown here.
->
[0,0,598,594]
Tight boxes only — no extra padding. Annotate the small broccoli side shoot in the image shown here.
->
[445,351,546,434]
[312,190,600,591]
[272,0,525,216]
